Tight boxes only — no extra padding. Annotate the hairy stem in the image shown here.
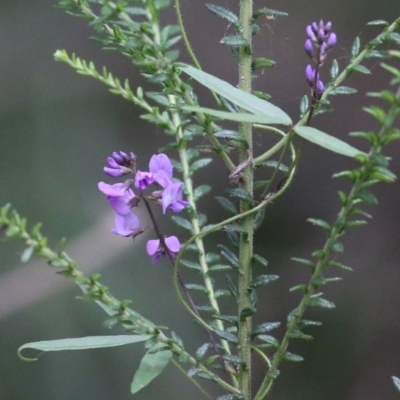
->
[237,1,254,398]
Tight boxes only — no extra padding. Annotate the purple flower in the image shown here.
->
[103,151,136,178]
[134,170,154,190]
[149,154,173,188]
[98,182,141,237]
[146,236,181,264]
[304,39,313,58]
[304,20,336,98]
[305,64,316,86]
[316,80,325,97]
[161,182,189,213]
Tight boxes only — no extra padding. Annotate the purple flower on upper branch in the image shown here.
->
[149,154,173,186]
[104,151,136,178]
[98,182,142,237]
[134,153,173,191]
[304,20,336,97]
[133,153,189,213]
[146,236,181,264]
[160,181,189,214]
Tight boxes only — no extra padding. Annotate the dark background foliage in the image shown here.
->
[0,1,400,399]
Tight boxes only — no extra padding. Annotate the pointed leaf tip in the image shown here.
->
[294,126,365,158]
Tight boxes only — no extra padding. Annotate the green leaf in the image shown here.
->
[366,19,388,26]
[307,218,331,232]
[215,196,238,215]
[330,59,339,79]
[131,343,172,394]
[365,50,390,59]
[330,86,358,95]
[223,354,246,365]
[218,244,239,268]
[240,306,257,319]
[253,207,266,230]
[283,352,304,362]
[182,105,287,124]
[21,246,35,263]
[251,254,268,268]
[193,185,212,201]
[308,297,336,309]
[300,95,309,115]
[249,275,279,288]
[351,37,360,58]
[251,322,281,338]
[391,376,400,393]
[227,188,254,206]
[180,259,202,271]
[189,158,212,175]
[226,275,238,300]
[179,64,292,125]
[171,216,193,233]
[18,335,151,362]
[220,36,249,47]
[252,8,288,21]
[252,57,275,71]
[208,264,232,273]
[205,4,240,26]
[257,335,279,348]
[329,240,344,253]
[214,130,248,145]
[185,283,209,293]
[288,329,313,340]
[214,289,232,297]
[213,329,238,344]
[294,126,365,158]
[352,64,371,74]
[291,257,316,269]
[195,343,211,360]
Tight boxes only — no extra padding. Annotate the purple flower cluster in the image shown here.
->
[304,20,337,98]
[98,151,188,263]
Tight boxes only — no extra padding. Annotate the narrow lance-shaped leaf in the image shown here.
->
[18,335,151,362]
[131,343,172,394]
[294,126,365,158]
[179,63,292,125]
[182,106,286,124]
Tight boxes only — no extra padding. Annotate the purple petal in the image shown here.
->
[326,32,337,48]
[305,65,315,85]
[304,39,313,57]
[165,236,181,253]
[107,157,120,168]
[134,171,154,190]
[112,212,140,236]
[153,169,171,189]
[146,239,160,256]
[169,200,189,213]
[316,80,325,96]
[112,152,124,164]
[98,182,127,197]
[149,154,173,179]
[103,167,125,177]
[306,25,316,41]
[161,182,183,213]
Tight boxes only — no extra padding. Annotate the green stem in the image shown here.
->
[237,1,254,398]
[168,95,238,387]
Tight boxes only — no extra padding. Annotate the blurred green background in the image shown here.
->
[1,1,400,399]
